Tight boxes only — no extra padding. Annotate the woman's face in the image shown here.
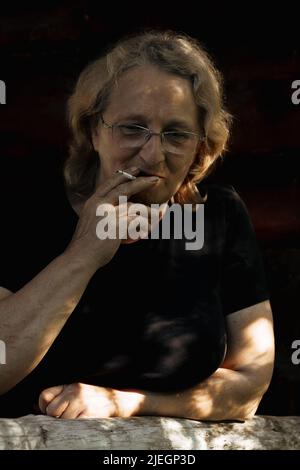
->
[92,64,201,204]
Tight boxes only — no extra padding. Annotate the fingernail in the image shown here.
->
[149,176,160,182]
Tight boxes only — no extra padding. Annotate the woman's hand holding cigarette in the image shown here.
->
[65,167,160,272]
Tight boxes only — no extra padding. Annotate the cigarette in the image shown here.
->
[116,169,137,180]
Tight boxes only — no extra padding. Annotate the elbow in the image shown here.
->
[190,394,263,422]
[216,397,263,422]
[247,377,273,419]
[218,382,269,422]
[234,377,272,421]
[236,357,275,420]
[239,398,261,420]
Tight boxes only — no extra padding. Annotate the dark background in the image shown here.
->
[0,1,299,415]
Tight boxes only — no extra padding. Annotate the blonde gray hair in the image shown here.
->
[64,30,232,204]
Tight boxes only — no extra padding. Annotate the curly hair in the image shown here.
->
[64,30,232,204]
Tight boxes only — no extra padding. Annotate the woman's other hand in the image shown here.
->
[38,382,145,419]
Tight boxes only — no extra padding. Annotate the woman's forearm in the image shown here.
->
[0,250,97,395]
[116,368,267,421]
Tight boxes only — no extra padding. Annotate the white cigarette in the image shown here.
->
[116,169,137,180]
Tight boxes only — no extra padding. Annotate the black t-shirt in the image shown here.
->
[0,178,270,417]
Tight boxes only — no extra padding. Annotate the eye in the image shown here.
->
[118,124,147,136]
[165,132,190,144]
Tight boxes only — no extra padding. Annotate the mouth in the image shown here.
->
[138,169,165,178]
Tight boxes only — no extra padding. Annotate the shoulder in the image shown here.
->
[197,182,247,220]
[196,182,257,248]
[198,182,241,202]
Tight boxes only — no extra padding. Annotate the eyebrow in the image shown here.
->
[116,114,193,130]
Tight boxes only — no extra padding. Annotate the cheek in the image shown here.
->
[100,152,134,173]
[168,157,193,181]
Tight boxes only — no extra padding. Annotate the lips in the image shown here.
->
[138,169,164,178]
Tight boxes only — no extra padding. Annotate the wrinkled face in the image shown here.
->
[92,64,201,204]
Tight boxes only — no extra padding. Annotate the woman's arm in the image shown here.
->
[0,171,160,396]
[123,299,275,421]
[0,251,97,396]
[40,300,274,421]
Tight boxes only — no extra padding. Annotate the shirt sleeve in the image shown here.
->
[220,187,270,316]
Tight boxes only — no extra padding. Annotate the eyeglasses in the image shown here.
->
[100,115,204,156]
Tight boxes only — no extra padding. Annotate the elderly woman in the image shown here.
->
[0,31,274,421]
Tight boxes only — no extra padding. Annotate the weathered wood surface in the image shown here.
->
[0,415,299,450]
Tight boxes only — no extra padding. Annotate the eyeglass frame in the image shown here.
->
[100,115,206,154]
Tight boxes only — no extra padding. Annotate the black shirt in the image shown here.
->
[0,178,270,417]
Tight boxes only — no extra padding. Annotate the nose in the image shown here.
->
[138,133,165,165]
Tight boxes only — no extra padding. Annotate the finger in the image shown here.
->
[45,395,70,418]
[95,167,140,198]
[39,385,65,414]
[95,202,162,242]
[118,203,162,223]
[128,215,155,239]
[75,412,90,419]
[106,176,160,205]
[93,185,161,217]
[117,204,159,227]
[59,400,83,420]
